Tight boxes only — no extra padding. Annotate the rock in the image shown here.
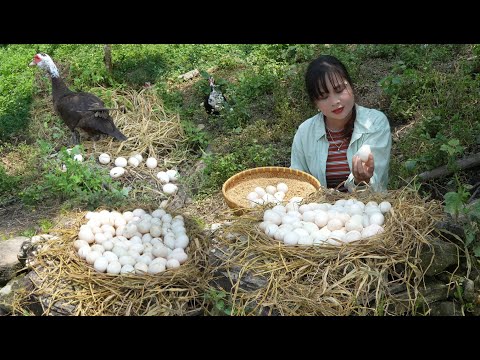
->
[419,237,460,276]
[463,278,475,303]
[0,237,29,286]
[0,274,28,314]
[429,301,463,316]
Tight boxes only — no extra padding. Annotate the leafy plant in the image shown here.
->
[204,289,233,316]
[444,179,480,256]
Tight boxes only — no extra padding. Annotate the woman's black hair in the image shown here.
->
[305,55,354,104]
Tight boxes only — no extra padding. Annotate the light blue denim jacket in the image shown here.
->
[290,104,392,192]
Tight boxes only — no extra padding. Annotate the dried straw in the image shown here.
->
[11,209,210,316]
[210,186,451,316]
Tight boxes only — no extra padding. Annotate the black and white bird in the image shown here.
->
[29,53,127,145]
[203,76,227,115]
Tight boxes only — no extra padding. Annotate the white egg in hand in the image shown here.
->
[357,144,371,162]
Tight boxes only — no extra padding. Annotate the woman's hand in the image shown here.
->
[352,153,374,185]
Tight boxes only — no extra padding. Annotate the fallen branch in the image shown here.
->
[418,153,480,181]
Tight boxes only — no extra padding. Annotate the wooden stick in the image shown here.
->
[418,153,480,181]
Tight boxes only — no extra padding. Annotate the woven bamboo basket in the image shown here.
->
[222,167,322,213]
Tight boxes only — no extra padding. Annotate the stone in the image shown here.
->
[0,237,29,286]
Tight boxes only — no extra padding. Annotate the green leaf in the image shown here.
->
[473,244,480,258]
[444,192,464,217]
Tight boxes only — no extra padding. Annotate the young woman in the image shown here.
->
[290,55,392,192]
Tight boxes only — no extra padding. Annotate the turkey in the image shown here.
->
[203,76,227,115]
[29,53,127,145]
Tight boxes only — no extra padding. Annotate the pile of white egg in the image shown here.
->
[259,198,392,246]
[246,182,290,207]
[74,208,190,275]
[98,153,163,179]
[156,169,180,195]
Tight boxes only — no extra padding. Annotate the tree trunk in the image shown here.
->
[103,44,113,73]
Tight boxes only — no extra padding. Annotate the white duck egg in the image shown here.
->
[265,185,277,195]
[74,240,89,251]
[156,171,170,184]
[91,244,105,254]
[78,246,91,259]
[133,153,143,163]
[119,255,136,266]
[357,144,372,162]
[78,229,95,243]
[175,234,189,249]
[345,219,363,232]
[285,202,299,212]
[379,201,392,214]
[265,223,279,238]
[263,209,282,225]
[302,210,316,223]
[314,211,329,228]
[283,231,299,246]
[298,236,313,246]
[73,154,83,162]
[276,182,288,193]
[98,153,111,164]
[134,262,148,274]
[344,230,362,243]
[120,264,135,274]
[254,187,266,197]
[146,157,158,169]
[110,166,125,178]
[361,224,385,239]
[93,257,108,272]
[148,263,166,274]
[86,251,102,265]
[262,193,278,204]
[114,157,128,168]
[132,208,146,217]
[271,205,286,215]
[170,251,188,265]
[122,211,134,222]
[166,169,179,182]
[107,261,122,274]
[151,209,166,218]
[103,251,118,263]
[289,196,303,204]
[369,212,385,226]
[274,191,285,201]
[166,258,181,269]
[327,218,343,231]
[246,191,259,201]
[163,183,178,195]
[152,245,169,258]
[302,222,319,234]
[127,156,140,167]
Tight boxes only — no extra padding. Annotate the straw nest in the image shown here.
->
[11,209,210,316]
[86,87,187,161]
[77,87,189,200]
[210,186,449,316]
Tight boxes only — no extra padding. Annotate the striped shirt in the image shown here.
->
[325,127,351,191]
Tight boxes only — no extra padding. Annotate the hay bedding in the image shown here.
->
[75,88,189,199]
[211,187,447,316]
[11,209,210,316]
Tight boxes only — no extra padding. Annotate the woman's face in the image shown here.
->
[314,74,355,123]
